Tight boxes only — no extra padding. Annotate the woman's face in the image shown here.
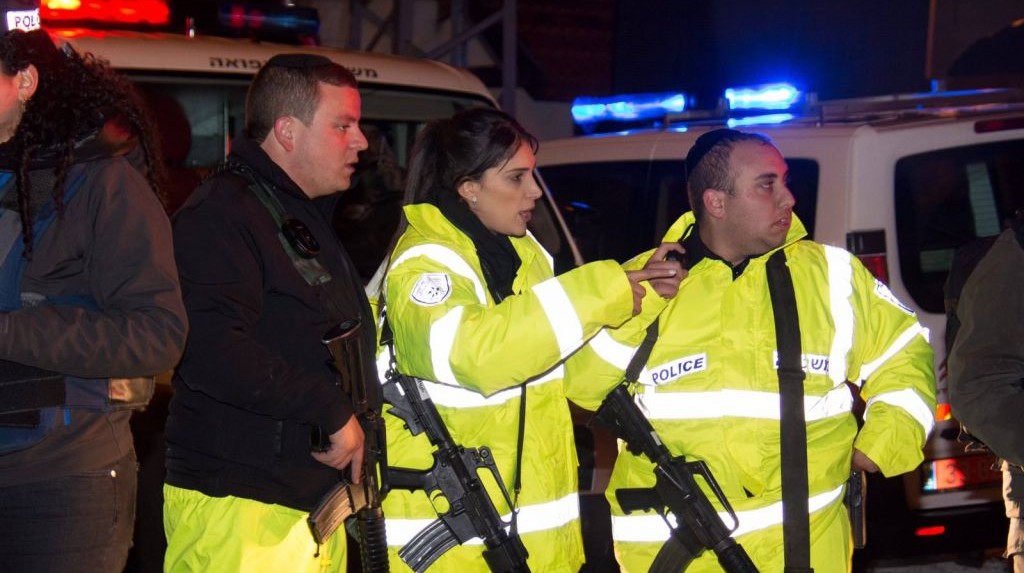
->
[0,66,35,144]
[461,142,543,237]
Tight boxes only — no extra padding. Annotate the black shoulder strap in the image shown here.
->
[625,320,660,383]
[224,161,332,287]
[766,248,813,573]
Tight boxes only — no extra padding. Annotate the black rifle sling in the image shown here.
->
[765,249,812,573]
[227,161,333,289]
[626,321,661,384]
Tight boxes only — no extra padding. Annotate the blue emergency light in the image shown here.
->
[727,113,796,128]
[724,83,802,111]
[571,92,688,128]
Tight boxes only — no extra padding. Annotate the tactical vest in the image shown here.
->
[0,167,153,455]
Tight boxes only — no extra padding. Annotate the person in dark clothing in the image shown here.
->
[947,212,1024,573]
[0,20,187,573]
[164,53,371,572]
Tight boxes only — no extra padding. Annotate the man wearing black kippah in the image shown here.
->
[574,128,936,572]
[163,53,371,571]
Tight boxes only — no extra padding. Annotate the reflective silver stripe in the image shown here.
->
[420,365,563,408]
[375,347,563,409]
[533,277,584,359]
[610,483,845,542]
[390,244,488,304]
[865,387,935,436]
[525,230,554,270]
[588,330,641,372]
[386,492,580,546]
[859,322,929,382]
[376,345,392,381]
[635,385,853,422]
[824,245,854,385]
[430,307,464,385]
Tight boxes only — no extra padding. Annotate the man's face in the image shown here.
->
[716,140,795,261]
[0,67,32,144]
[290,83,368,199]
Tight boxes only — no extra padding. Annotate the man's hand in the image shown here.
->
[625,242,686,314]
[311,415,365,482]
[852,448,880,473]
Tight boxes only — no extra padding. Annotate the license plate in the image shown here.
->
[922,454,1001,492]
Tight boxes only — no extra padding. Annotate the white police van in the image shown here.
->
[538,83,1024,560]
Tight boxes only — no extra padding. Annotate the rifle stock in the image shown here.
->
[594,385,759,573]
[382,372,531,573]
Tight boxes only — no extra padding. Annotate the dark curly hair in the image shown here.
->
[0,29,164,253]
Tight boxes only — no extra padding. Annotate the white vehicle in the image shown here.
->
[538,84,1024,559]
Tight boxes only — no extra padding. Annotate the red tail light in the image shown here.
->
[915,525,946,537]
[975,117,1024,133]
[847,230,889,283]
[856,254,889,283]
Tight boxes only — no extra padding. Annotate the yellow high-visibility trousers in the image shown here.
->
[163,484,346,573]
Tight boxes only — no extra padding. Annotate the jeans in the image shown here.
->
[0,449,138,573]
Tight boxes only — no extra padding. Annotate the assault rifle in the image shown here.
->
[309,319,389,571]
[382,371,531,573]
[594,385,758,573]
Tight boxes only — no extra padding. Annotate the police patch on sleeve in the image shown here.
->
[873,279,913,315]
[411,273,452,306]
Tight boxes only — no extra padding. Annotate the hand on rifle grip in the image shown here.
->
[311,415,366,480]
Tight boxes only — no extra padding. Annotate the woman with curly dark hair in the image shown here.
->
[0,27,187,573]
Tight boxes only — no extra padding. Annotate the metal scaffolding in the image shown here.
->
[344,0,518,115]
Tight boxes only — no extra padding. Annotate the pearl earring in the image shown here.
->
[470,196,477,204]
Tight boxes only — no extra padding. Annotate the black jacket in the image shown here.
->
[165,138,375,510]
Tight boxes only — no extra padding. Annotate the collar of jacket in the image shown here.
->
[662,210,809,270]
[0,108,141,213]
[400,202,540,285]
[0,107,136,172]
[228,137,341,221]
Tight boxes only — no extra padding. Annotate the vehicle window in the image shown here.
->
[132,76,578,283]
[541,158,819,263]
[894,140,1024,313]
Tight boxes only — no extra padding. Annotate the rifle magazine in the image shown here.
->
[650,534,697,573]
[308,482,355,545]
[398,518,459,573]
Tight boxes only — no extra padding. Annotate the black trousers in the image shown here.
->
[0,449,138,573]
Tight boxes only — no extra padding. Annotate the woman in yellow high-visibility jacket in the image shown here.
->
[378,108,683,572]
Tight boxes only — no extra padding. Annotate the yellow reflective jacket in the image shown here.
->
[573,212,936,573]
[379,203,660,572]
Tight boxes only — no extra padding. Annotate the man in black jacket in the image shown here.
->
[164,54,371,572]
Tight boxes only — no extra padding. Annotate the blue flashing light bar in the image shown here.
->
[727,113,796,128]
[572,92,688,127]
[216,2,320,42]
[725,83,802,111]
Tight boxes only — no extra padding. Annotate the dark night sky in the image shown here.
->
[611,0,932,106]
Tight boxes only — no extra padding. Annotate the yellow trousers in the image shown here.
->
[163,484,346,573]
